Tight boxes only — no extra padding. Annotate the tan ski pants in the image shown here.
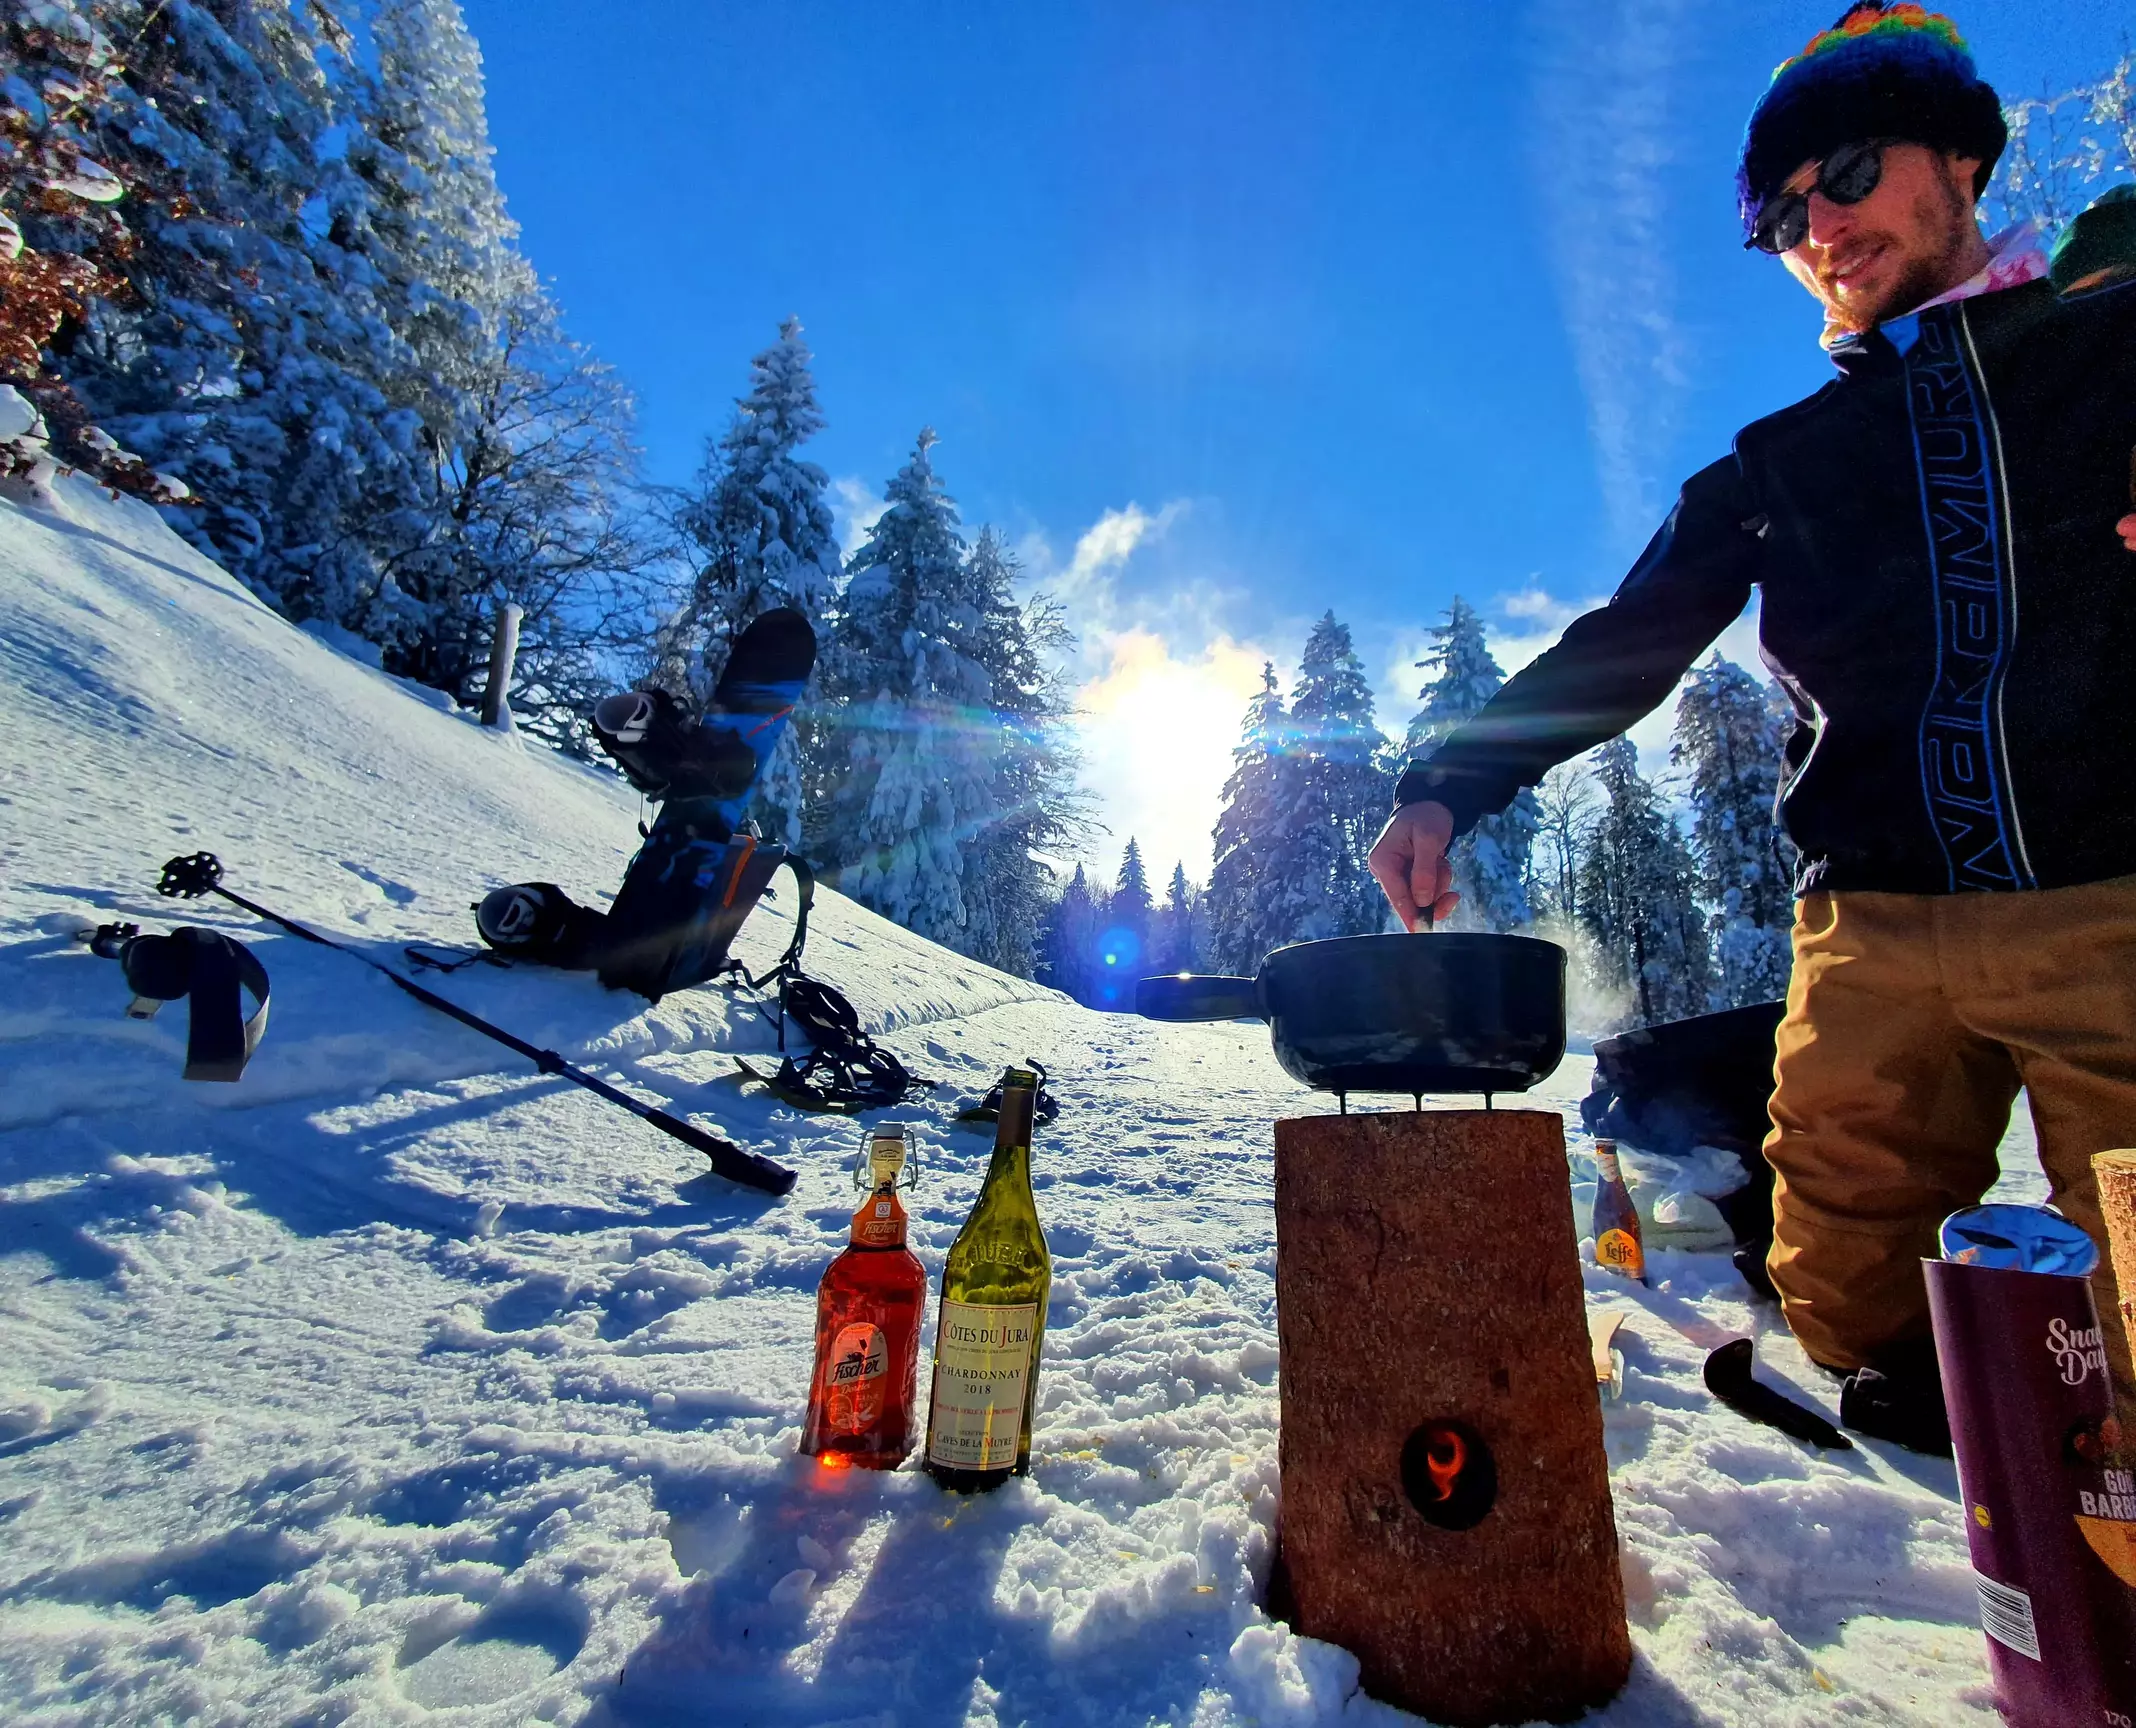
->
[1766,875,2136,1418]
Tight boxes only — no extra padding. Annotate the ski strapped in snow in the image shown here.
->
[82,920,271,1081]
[155,852,795,1195]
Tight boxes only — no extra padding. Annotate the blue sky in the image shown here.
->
[462,0,2129,882]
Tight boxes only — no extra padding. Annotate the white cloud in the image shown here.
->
[829,475,886,560]
[1067,501,1187,587]
[1531,0,1700,552]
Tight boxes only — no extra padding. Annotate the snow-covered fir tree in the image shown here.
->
[1406,595,1537,931]
[1152,861,1203,974]
[1673,656,1796,1008]
[956,530,1091,978]
[1112,839,1154,963]
[816,430,999,945]
[344,0,520,437]
[334,0,652,742]
[1206,663,1298,973]
[1038,863,1106,1005]
[22,1,647,744]
[1577,736,1713,1027]
[655,316,841,839]
[1283,612,1391,939]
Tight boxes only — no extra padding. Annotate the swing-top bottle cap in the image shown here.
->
[866,1128,908,1188]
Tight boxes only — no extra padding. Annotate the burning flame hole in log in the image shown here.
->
[1400,1419,1497,1531]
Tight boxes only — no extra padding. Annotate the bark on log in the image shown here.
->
[2096,1149,2136,1349]
[1274,1108,1630,1727]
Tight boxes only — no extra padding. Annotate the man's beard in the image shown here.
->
[1815,178,1978,331]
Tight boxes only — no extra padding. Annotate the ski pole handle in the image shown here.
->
[643,1105,796,1194]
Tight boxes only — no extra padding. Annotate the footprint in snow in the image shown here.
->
[396,1596,585,1709]
[340,859,417,906]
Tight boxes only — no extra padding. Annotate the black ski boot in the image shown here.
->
[1837,1338,1954,1456]
[475,882,608,969]
[591,687,757,804]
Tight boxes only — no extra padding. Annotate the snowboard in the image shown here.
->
[595,608,817,1000]
[479,608,817,1001]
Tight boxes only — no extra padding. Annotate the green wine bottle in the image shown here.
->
[924,1068,1050,1491]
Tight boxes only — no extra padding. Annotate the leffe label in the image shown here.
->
[1597,1228,1645,1278]
[823,1322,889,1432]
[926,1299,1038,1470]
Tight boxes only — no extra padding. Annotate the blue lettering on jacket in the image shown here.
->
[1902,313,2032,892]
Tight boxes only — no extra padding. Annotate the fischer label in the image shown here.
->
[823,1322,889,1432]
[927,1300,1037,1470]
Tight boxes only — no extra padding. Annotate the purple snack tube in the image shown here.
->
[1927,1212,2136,1726]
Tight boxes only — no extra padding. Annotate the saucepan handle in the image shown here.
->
[1135,974,1264,1021]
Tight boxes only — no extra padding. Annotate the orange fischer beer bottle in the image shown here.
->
[800,1128,927,1468]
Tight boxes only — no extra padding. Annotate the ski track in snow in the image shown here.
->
[0,474,2048,1725]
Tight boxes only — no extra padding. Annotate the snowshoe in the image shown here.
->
[956,1058,1059,1127]
[734,1056,864,1114]
[475,882,608,970]
[733,963,932,1114]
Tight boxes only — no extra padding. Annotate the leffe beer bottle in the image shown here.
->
[924,1067,1050,1491]
[1591,1137,1647,1283]
[799,1128,927,1468]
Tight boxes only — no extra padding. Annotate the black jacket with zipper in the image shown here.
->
[1395,274,2136,897]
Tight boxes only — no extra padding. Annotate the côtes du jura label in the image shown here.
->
[926,1300,1038,1470]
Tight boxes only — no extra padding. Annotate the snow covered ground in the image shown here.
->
[0,474,2047,1725]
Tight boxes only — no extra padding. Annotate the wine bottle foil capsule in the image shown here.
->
[1926,1210,2136,1725]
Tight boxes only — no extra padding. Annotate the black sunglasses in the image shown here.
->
[1747,139,1888,255]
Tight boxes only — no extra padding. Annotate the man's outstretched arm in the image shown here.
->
[1372,456,1764,929]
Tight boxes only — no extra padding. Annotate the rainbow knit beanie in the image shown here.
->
[1737,4,2005,236]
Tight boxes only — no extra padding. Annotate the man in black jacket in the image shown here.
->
[1369,3,2136,1451]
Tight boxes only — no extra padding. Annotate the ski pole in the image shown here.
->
[155,853,795,1196]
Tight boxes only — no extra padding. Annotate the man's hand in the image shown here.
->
[2118,511,2136,553]
[1368,801,1459,931]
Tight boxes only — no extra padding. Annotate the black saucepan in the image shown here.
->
[1135,932,1567,1098]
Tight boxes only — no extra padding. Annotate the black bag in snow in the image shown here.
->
[1581,1000,1786,1296]
[597,823,788,1001]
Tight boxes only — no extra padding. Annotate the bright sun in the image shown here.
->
[1072,627,1272,886]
